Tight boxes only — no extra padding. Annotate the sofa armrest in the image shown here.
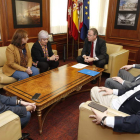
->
[78,48,83,56]
[78,101,140,140]
[79,101,129,118]
[0,111,22,140]
[108,49,129,77]
[128,68,140,77]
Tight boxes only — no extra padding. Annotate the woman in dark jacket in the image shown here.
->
[31,30,59,73]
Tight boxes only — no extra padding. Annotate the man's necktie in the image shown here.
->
[90,42,94,57]
[89,42,94,65]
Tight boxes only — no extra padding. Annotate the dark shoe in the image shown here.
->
[90,79,97,84]
[19,133,33,140]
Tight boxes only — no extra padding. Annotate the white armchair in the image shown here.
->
[0,111,22,140]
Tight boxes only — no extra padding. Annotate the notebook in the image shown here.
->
[78,69,100,76]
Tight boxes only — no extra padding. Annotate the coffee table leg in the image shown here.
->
[37,110,42,134]
[98,75,101,86]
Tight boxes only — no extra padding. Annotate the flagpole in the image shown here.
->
[67,22,69,59]
[72,38,74,59]
[78,33,79,54]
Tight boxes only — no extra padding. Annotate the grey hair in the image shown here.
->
[38,30,49,41]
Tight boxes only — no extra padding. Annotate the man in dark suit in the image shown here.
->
[77,28,108,68]
[89,85,140,133]
[105,64,140,90]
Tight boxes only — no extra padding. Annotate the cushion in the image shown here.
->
[106,43,123,55]
[0,46,7,67]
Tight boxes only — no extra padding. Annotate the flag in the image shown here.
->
[67,0,73,36]
[80,0,89,40]
[78,0,83,31]
[72,0,79,40]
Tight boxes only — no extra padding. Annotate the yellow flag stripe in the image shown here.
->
[73,9,79,30]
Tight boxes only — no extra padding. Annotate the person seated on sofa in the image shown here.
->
[105,64,140,90]
[89,85,140,133]
[31,30,59,73]
[2,29,39,81]
[76,28,108,68]
[0,94,36,138]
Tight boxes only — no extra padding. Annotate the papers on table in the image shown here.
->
[78,69,100,76]
[71,63,88,69]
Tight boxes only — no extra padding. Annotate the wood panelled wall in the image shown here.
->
[0,0,50,45]
[105,0,140,64]
[1,0,140,62]
[0,0,68,59]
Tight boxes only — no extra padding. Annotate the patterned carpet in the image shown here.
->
[1,59,110,140]
[22,59,109,140]
[23,87,91,140]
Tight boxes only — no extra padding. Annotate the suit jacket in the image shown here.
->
[31,41,54,62]
[2,44,32,76]
[0,94,27,117]
[123,64,140,89]
[113,85,140,133]
[81,37,108,60]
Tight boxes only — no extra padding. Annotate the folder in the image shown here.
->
[78,69,100,76]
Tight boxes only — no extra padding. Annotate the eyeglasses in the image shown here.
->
[87,34,93,37]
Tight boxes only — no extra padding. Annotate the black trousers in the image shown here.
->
[37,61,59,73]
[76,56,108,68]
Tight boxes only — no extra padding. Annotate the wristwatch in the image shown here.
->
[100,116,107,126]
[18,99,22,106]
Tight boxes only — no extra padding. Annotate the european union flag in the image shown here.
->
[80,0,89,40]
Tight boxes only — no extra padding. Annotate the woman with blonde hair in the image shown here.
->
[2,29,39,81]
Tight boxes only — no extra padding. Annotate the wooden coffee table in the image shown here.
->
[3,62,104,134]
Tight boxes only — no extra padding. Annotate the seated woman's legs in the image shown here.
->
[12,71,29,81]
[30,66,39,76]
[37,62,49,73]
[48,61,59,70]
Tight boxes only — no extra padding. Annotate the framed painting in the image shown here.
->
[114,0,140,30]
[12,0,42,28]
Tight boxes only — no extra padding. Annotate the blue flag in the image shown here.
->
[80,0,89,40]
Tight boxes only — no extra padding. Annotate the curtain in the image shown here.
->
[50,0,68,34]
[50,0,109,35]
[90,0,109,35]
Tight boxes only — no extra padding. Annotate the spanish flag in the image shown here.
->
[67,0,73,36]
[72,0,79,40]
